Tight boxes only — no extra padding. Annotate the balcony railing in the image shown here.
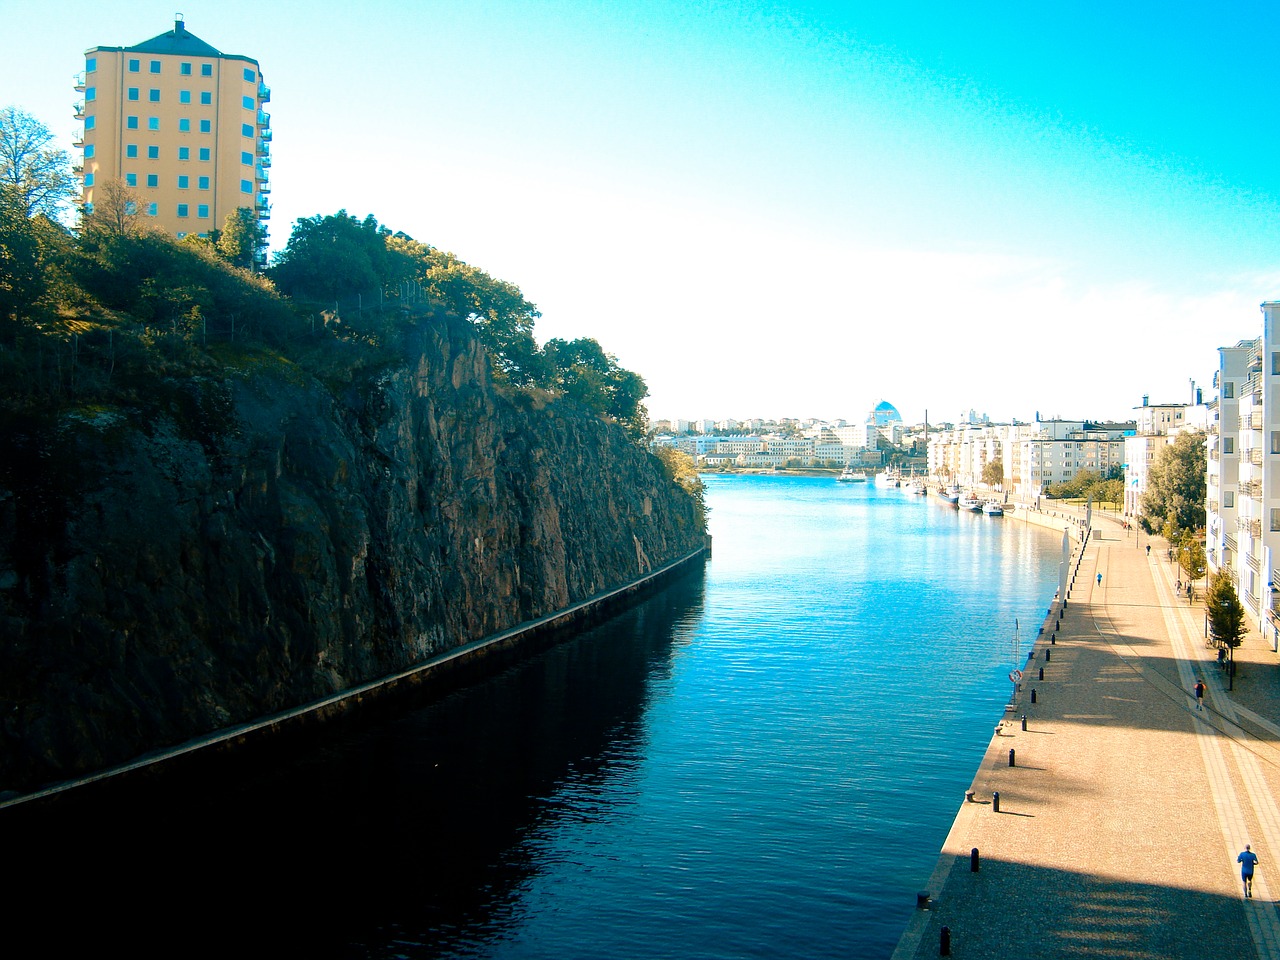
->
[1249,553,1262,575]
[71,129,83,147]
[1227,534,1238,552]
[257,139,270,156]
[258,154,270,168]
[1252,411,1265,430]
[259,128,272,141]
[257,110,270,127]
[258,83,271,103]
[1252,448,1265,465]
[73,72,85,90]
[1251,519,1262,539]
[73,102,85,118]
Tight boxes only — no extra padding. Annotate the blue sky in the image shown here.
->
[4,0,1280,424]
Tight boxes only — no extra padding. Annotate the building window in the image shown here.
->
[128,87,139,101]
[198,176,209,189]
[177,204,189,218]
[147,174,158,187]
[200,91,212,105]
[125,201,136,216]
[178,175,189,189]
[241,123,253,137]
[181,62,192,75]
[1225,492,1235,508]
[83,144,95,158]
[150,60,161,74]
[83,203,93,215]
[1224,437,1235,454]
[148,202,157,216]
[126,173,137,186]
[200,120,211,133]
[1273,353,1280,376]
[178,147,190,160]
[201,63,212,76]
[240,179,253,193]
[86,57,97,72]
[148,117,159,130]
[128,59,140,72]
[83,173,94,186]
[243,67,256,82]
[1223,382,1235,399]
[198,148,210,161]
[149,89,160,102]
[179,118,191,132]
[147,146,159,159]
[198,204,209,218]
[179,90,191,104]
[85,87,96,101]
[85,116,95,130]
[241,151,253,165]
[127,116,139,129]
[242,95,254,110]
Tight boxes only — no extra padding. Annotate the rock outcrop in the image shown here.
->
[0,316,705,794]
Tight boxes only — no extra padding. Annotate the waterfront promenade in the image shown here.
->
[894,508,1280,959]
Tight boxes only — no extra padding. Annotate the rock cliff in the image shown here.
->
[0,315,705,794]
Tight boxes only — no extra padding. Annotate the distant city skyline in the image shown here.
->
[4,2,1277,425]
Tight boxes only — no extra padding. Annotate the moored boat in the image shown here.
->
[982,501,1004,516]
[837,466,866,482]
[958,493,983,512]
[874,469,902,489]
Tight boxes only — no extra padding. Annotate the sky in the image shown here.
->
[4,0,1280,425]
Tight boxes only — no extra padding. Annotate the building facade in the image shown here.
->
[75,17,270,258]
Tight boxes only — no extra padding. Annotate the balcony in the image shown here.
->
[1252,448,1265,466]
[1227,533,1238,552]
[1242,479,1263,499]
[258,181,271,194]
[71,129,84,147]
[256,139,270,156]
[257,110,270,127]
[258,154,270,168]
[1252,411,1265,430]
[258,83,271,103]
[1251,519,1262,539]
[73,102,85,119]
[73,72,85,91]
[1250,553,1263,575]
[259,128,272,141]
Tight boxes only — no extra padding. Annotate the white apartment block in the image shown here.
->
[1123,399,1206,517]
[1209,307,1280,647]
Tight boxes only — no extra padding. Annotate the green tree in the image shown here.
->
[653,445,706,531]
[0,184,44,325]
[81,178,147,237]
[1140,431,1206,534]
[270,211,407,301]
[981,459,1003,488]
[1178,538,1207,584]
[541,337,649,440]
[214,207,266,271]
[1206,569,1249,686]
[0,106,77,219]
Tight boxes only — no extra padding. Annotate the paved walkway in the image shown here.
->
[893,509,1280,959]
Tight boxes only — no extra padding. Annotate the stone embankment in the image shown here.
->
[894,507,1280,960]
[0,315,707,797]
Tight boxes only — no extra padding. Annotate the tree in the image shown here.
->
[1206,569,1248,688]
[0,106,77,219]
[81,178,147,237]
[214,207,266,271]
[1140,431,1206,534]
[1178,538,1207,584]
[0,184,44,324]
[982,459,1004,488]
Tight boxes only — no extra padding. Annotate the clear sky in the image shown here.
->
[5,0,1279,425]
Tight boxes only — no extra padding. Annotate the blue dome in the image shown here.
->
[870,400,902,426]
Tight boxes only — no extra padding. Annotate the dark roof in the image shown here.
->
[127,19,223,57]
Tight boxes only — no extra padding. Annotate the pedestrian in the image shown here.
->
[1146,544,1151,557]
[1239,845,1259,898]
[1096,572,1102,586]
[1176,579,1182,593]
[1194,679,1205,711]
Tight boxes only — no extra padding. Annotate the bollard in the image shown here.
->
[970,848,980,872]
[1062,600,1067,610]
[1009,748,1016,767]
[1021,714,1027,731]
[1031,688,1038,704]
[992,791,1000,813]
[917,891,931,908]
[1038,667,1044,681]
[1045,649,1051,662]
[940,925,952,956]
[1051,633,1056,644]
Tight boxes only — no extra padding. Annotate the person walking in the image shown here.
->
[1096,572,1102,586]
[1239,845,1259,898]
[1194,679,1205,711]
[1146,544,1151,557]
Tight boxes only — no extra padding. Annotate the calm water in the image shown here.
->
[13,475,1063,956]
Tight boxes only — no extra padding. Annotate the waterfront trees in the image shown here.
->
[1140,431,1206,534]
[981,459,1003,488]
[1206,569,1248,686]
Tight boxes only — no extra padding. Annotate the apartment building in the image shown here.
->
[75,17,271,260]
[1209,306,1280,646]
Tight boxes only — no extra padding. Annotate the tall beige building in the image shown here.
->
[75,17,270,262]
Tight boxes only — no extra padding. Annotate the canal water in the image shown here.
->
[12,475,1065,956]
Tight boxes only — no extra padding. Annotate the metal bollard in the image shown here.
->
[970,848,980,872]
[917,891,931,908]
[1031,688,1038,704]
[1009,748,1016,767]
[992,791,1000,813]
[1045,649,1051,662]
[1051,633,1056,644]
[940,925,952,956]
[1038,667,1044,681]
[1021,714,1027,731]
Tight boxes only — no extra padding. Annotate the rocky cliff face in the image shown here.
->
[0,316,705,794]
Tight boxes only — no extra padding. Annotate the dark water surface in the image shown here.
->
[11,475,1064,957]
